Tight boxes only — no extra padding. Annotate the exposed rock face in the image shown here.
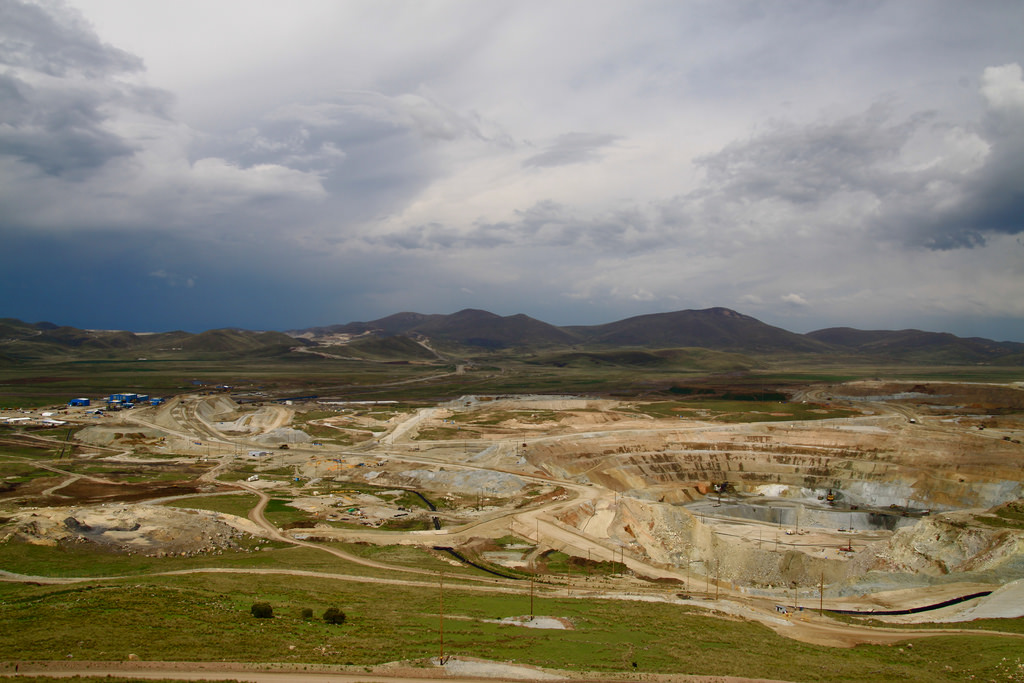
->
[388,468,528,497]
[879,515,1024,575]
[526,420,1024,510]
[213,406,284,433]
[554,494,1024,589]
[194,396,244,422]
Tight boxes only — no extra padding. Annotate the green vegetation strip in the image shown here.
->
[162,493,261,518]
[0,574,1022,681]
[628,399,858,422]
[826,610,1024,635]
[0,678,204,683]
[0,540,422,583]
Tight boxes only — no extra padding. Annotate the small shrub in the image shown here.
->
[300,608,313,620]
[250,602,273,619]
[323,607,346,625]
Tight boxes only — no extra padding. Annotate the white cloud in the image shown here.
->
[148,269,196,288]
[186,158,325,201]
[980,63,1024,111]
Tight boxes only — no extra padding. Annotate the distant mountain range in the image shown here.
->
[287,307,1023,364]
[2,308,1022,365]
[0,318,305,363]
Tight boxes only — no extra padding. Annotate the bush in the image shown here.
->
[300,608,313,620]
[322,607,346,625]
[250,602,273,619]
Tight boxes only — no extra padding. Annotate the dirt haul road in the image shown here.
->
[5,659,797,683]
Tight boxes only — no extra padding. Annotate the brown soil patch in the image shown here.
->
[39,479,207,506]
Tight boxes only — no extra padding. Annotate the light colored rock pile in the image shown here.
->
[254,427,312,445]
[388,468,527,496]
[879,514,1024,575]
[3,503,268,556]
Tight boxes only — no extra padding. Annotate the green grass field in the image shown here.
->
[163,493,262,518]
[0,571,1022,682]
[0,678,202,683]
[0,538,443,583]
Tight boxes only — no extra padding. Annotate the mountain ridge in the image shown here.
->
[2,308,1022,365]
[287,307,1022,364]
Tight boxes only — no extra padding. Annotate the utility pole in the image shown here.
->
[530,571,535,618]
[819,573,824,616]
[439,571,444,661]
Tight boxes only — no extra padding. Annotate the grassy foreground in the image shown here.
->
[0,679,204,683]
[1,571,1023,683]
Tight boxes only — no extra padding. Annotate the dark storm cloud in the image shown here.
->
[0,0,325,235]
[523,132,620,168]
[0,69,136,175]
[0,0,176,176]
[690,83,1024,251]
[0,0,142,77]
[910,67,1024,249]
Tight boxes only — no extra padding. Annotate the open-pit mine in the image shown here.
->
[4,379,1024,652]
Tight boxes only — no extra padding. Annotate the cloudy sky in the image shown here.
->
[2,0,1023,340]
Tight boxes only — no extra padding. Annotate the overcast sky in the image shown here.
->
[2,0,1023,340]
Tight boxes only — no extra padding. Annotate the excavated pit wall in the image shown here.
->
[691,500,917,531]
[537,413,1024,590]
[528,421,1024,511]
[555,495,881,589]
[557,493,1024,591]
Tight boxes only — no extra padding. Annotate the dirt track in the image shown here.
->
[3,659,797,683]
